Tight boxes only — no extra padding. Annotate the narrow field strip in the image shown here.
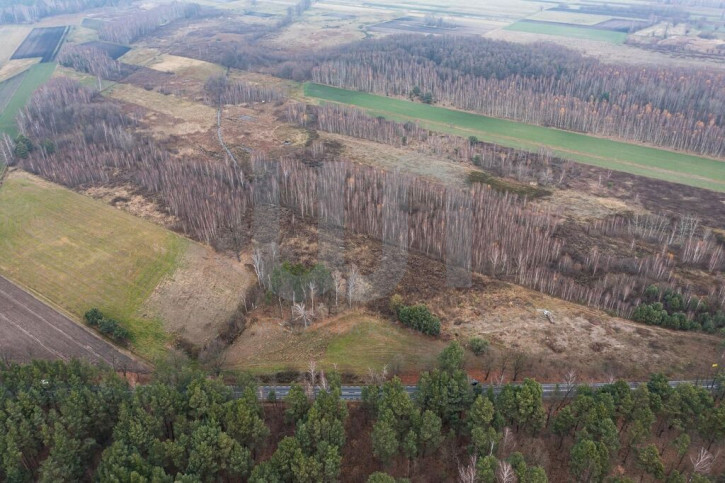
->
[304,83,725,192]
[0,63,56,136]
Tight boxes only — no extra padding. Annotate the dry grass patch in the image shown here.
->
[0,58,39,83]
[422,278,721,382]
[106,83,216,135]
[320,132,473,188]
[119,47,161,66]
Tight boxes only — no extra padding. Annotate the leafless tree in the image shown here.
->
[347,265,359,307]
[496,460,517,483]
[308,281,317,312]
[252,248,266,287]
[691,447,718,475]
[500,427,516,457]
[293,303,314,328]
[458,455,478,483]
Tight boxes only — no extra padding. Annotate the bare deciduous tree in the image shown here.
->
[691,447,718,475]
[292,303,314,329]
[347,265,359,307]
[458,455,478,483]
[496,460,517,483]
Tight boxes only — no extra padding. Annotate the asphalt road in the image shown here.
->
[0,275,146,371]
[245,380,715,401]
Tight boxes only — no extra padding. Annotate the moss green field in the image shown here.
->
[304,83,725,192]
[0,172,187,359]
[504,20,627,44]
[0,62,56,137]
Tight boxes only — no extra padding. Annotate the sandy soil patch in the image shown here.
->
[535,189,647,222]
[146,54,225,80]
[146,243,253,346]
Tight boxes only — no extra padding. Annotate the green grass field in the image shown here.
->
[0,172,187,359]
[304,83,725,192]
[505,20,627,44]
[228,314,449,376]
[0,62,56,137]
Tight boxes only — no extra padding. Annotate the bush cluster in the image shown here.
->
[392,300,441,336]
[631,285,725,333]
[269,261,332,301]
[84,308,130,344]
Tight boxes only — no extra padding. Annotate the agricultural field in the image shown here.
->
[0,171,185,359]
[0,62,56,136]
[80,17,107,30]
[65,25,98,43]
[504,19,628,44]
[317,0,540,21]
[0,275,145,370]
[527,10,616,26]
[11,26,68,62]
[304,83,725,192]
[367,15,500,37]
[0,25,32,65]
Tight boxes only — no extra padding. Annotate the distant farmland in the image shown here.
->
[11,26,68,62]
[504,19,627,44]
[304,83,725,192]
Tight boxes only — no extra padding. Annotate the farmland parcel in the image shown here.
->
[304,83,725,192]
[0,172,186,358]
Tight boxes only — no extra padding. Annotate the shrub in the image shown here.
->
[83,308,130,344]
[84,308,104,327]
[469,337,489,356]
[269,261,332,301]
[389,294,404,315]
[397,304,440,336]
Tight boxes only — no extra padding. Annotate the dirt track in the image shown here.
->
[0,275,147,371]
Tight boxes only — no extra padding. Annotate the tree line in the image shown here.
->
[286,102,568,186]
[97,2,206,45]
[0,0,121,24]
[204,75,286,106]
[1,348,724,481]
[298,35,725,157]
